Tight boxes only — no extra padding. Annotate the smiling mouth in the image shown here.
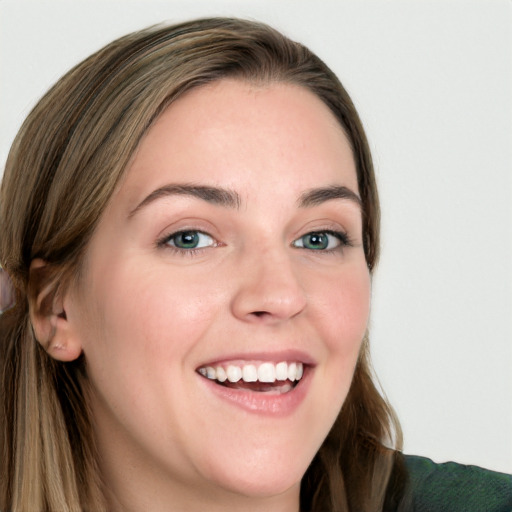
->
[197,361,304,394]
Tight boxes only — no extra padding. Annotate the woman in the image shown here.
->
[0,17,510,512]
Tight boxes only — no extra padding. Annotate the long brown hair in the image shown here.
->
[0,18,404,511]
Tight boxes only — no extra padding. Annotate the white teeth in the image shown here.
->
[276,362,288,381]
[227,365,242,382]
[258,362,276,383]
[216,366,227,382]
[287,362,297,382]
[199,361,304,385]
[242,364,258,382]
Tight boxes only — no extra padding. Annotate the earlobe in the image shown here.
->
[29,259,83,362]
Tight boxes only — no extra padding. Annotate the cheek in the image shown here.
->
[310,261,370,420]
[140,265,227,332]
[81,262,224,367]
[75,262,225,439]
[299,262,371,448]
[313,263,371,356]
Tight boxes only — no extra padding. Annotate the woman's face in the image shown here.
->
[66,80,370,508]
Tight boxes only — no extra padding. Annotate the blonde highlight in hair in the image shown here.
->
[1,18,404,511]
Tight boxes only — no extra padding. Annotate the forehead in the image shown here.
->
[119,79,358,205]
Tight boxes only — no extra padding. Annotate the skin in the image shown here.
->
[56,80,371,511]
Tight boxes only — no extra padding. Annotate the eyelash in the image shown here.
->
[157,230,217,256]
[157,228,353,257]
[292,229,353,253]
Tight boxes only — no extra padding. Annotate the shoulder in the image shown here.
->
[403,454,512,512]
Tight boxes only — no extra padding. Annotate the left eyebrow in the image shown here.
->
[298,185,362,210]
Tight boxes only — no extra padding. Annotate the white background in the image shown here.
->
[1,0,511,473]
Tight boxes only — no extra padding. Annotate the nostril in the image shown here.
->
[252,311,268,318]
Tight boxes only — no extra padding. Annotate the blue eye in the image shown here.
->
[164,230,215,250]
[293,231,347,251]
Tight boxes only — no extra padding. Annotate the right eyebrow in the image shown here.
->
[128,183,241,218]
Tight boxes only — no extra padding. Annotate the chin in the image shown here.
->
[216,470,302,500]
[201,447,309,499]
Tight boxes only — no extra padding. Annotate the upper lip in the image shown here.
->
[196,349,317,369]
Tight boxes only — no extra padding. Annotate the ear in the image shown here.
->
[29,259,82,362]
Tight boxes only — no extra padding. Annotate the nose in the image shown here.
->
[230,247,307,324]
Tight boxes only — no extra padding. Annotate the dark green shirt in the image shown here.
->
[404,455,512,511]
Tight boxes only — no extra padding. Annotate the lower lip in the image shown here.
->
[199,367,312,417]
